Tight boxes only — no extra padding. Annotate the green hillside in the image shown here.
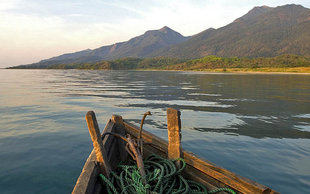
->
[11,55,310,73]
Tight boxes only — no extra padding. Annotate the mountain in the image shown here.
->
[153,4,310,58]
[15,4,310,68]
[27,26,189,67]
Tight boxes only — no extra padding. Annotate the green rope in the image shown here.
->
[99,154,236,194]
[99,174,118,194]
[208,187,236,194]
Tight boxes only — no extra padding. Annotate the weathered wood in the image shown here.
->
[85,111,111,177]
[138,111,152,146]
[112,114,123,124]
[127,135,147,185]
[184,168,219,191]
[72,150,100,194]
[167,108,182,168]
[110,114,129,164]
[114,124,128,162]
[72,119,115,194]
[111,115,147,185]
[182,151,275,194]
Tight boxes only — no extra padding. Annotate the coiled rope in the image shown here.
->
[99,154,236,194]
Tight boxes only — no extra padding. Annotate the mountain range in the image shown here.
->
[20,4,310,68]
[156,4,310,58]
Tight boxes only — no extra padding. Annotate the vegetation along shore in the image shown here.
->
[9,54,310,73]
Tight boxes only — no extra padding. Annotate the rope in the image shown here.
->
[208,188,236,194]
[99,154,236,194]
[99,174,117,194]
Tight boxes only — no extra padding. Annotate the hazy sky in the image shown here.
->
[1,0,309,67]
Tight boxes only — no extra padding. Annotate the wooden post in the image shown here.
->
[112,114,147,186]
[167,108,182,167]
[85,111,111,177]
[111,115,128,162]
[112,115,123,124]
[127,135,147,186]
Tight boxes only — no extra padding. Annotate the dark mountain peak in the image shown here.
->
[160,26,172,32]
[247,5,273,16]
[33,26,189,64]
[272,4,309,13]
[203,27,216,32]
[252,5,272,11]
[191,27,216,40]
[234,5,273,22]
[135,26,187,45]
[139,27,188,45]
[233,4,308,24]
[143,26,179,36]
[278,4,305,9]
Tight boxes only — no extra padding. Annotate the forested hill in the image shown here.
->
[153,4,310,58]
[24,26,189,68]
[11,4,310,69]
[11,55,310,73]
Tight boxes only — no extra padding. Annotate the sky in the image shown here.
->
[0,0,309,68]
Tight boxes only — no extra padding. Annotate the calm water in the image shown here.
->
[0,69,309,193]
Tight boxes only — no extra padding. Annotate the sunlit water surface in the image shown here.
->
[0,69,309,193]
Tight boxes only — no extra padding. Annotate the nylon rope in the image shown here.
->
[99,154,236,194]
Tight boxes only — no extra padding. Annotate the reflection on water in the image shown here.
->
[0,69,310,193]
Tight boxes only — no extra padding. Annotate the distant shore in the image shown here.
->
[195,67,310,74]
[136,67,310,74]
[9,54,310,73]
[4,67,310,74]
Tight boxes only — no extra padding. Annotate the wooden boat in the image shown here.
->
[72,108,278,194]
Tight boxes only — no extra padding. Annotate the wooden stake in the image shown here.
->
[126,135,147,186]
[167,108,182,167]
[85,111,111,177]
[112,115,147,186]
[112,114,123,124]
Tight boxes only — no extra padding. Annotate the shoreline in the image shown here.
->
[4,67,310,75]
[136,67,310,75]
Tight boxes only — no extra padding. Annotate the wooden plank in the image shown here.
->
[102,119,115,147]
[72,119,115,194]
[111,114,128,162]
[184,168,219,191]
[112,114,123,124]
[114,123,128,162]
[85,111,111,177]
[167,108,182,167]
[143,144,167,158]
[102,121,119,169]
[183,151,275,194]
[127,135,147,185]
[72,150,100,194]
[112,115,147,184]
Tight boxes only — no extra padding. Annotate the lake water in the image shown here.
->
[0,69,309,193]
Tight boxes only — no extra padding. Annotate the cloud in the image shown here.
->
[0,1,20,11]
